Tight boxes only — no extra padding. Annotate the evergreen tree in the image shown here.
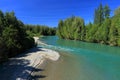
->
[110,14,120,46]
[114,7,120,15]
[0,10,4,35]
[57,18,65,39]
[98,3,104,25]
[57,16,85,40]
[94,4,104,25]
[24,24,56,36]
[104,5,110,19]
[0,10,35,63]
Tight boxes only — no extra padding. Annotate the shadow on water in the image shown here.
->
[0,47,47,80]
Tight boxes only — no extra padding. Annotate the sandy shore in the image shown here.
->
[33,37,60,60]
[0,37,60,80]
[33,37,47,45]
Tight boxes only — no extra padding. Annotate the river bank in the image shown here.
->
[0,37,60,80]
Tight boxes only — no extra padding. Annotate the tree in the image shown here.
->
[57,16,85,40]
[85,22,93,41]
[24,24,56,36]
[114,7,120,16]
[0,37,8,63]
[98,18,111,43]
[2,26,21,57]
[0,10,35,63]
[94,9,98,24]
[0,10,4,35]
[94,4,104,25]
[110,14,120,46]
[104,5,110,19]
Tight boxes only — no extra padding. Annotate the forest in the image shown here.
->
[57,4,120,46]
[0,10,56,63]
[24,24,56,37]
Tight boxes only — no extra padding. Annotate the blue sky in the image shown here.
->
[0,0,119,27]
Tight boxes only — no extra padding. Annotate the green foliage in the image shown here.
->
[114,7,120,16]
[85,22,92,41]
[95,18,111,43]
[0,11,35,63]
[94,4,110,25]
[57,16,85,40]
[0,37,8,62]
[24,25,56,37]
[94,4,104,25]
[57,20,64,38]
[2,26,21,57]
[109,14,120,46]
[0,10,4,35]
[104,5,110,19]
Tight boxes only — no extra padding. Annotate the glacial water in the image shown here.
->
[38,36,120,80]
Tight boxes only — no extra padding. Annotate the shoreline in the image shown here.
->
[26,47,60,80]
[24,37,60,79]
[33,36,47,45]
[25,37,60,79]
[0,37,60,80]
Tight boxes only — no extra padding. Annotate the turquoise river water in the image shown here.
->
[38,36,120,80]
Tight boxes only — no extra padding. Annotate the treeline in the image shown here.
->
[0,11,35,63]
[24,25,56,37]
[57,4,120,46]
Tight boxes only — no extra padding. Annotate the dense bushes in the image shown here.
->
[0,11,35,63]
[57,4,120,47]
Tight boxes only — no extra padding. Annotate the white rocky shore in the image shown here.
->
[0,37,60,80]
[33,37,60,61]
[17,47,60,80]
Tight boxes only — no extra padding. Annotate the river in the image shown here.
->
[38,36,120,80]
